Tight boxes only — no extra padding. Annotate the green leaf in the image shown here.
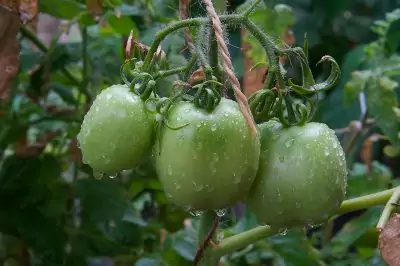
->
[75,178,129,222]
[366,75,400,147]
[347,162,392,198]
[323,207,383,257]
[343,70,372,105]
[105,12,138,36]
[268,229,323,266]
[39,0,85,19]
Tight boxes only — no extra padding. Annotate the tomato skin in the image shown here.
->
[245,120,347,228]
[155,98,261,211]
[77,84,154,174]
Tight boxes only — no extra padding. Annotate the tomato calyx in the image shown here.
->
[192,78,223,112]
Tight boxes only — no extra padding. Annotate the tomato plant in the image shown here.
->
[1,0,400,265]
[77,84,154,174]
[245,120,347,228]
[155,98,260,211]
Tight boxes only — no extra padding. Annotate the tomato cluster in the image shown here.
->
[77,64,347,229]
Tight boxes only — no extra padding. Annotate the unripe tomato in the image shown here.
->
[155,98,261,211]
[77,84,154,174]
[245,120,347,228]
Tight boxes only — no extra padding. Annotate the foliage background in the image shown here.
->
[0,0,399,265]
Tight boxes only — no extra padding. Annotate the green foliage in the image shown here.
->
[0,0,399,265]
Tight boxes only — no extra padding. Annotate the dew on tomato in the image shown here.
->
[245,120,347,228]
[77,84,154,174]
[155,98,261,211]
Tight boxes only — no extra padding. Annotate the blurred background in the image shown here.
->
[0,0,399,265]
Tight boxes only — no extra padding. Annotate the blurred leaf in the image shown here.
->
[105,12,137,36]
[366,76,399,147]
[268,229,323,266]
[344,70,372,105]
[347,162,392,198]
[39,0,85,19]
[323,207,383,258]
[75,178,129,222]
[135,257,163,266]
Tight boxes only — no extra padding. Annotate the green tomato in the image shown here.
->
[77,84,154,174]
[155,98,261,211]
[245,120,347,228]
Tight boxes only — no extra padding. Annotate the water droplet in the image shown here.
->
[174,181,181,189]
[324,148,330,156]
[205,184,215,192]
[109,173,117,179]
[177,116,182,121]
[211,124,217,131]
[167,164,173,176]
[224,112,229,117]
[185,108,190,113]
[333,142,338,148]
[278,155,286,163]
[166,192,173,199]
[215,209,227,217]
[190,209,203,216]
[93,171,104,179]
[193,181,204,192]
[279,228,288,235]
[295,202,301,209]
[285,139,295,148]
[233,174,241,184]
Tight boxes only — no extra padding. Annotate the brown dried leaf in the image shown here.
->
[0,0,19,12]
[19,0,38,24]
[86,0,103,15]
[0,7,20,101]
[379,213,400,266]
[360,134,384,173]
[188,68,205,86]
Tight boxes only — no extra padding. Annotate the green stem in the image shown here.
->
[154,54,198,79]
[213,225,280,257]
[376,187,400,230]
[242,0,263,17]
[197,211,220,266]
[212,187,398,257]
[243,19,285,90]
[142,15,244,70]
[336,187,398,215]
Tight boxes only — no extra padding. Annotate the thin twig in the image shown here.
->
[194,214,220,265]
[202,0,257,136]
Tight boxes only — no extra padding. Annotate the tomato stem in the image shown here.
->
[337,187,398,215]
[376,187,400,231]
[142,15,245,71]
[154,54,198,79]
[213,187,399,257]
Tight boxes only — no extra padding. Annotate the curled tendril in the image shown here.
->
[248,89,279,123]
[276,94,316,127]
[192,79,223,112]
[288,54,341,95]
[120,58,144,86]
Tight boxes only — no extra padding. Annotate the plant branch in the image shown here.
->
[212,187,399,257]
[154,54,198,79]
[242,0,263,17]
[243,19,285,90]
[142,15,245,70]
[337,187,398,215]
[213,225,280,257]
[376,187,400,231]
